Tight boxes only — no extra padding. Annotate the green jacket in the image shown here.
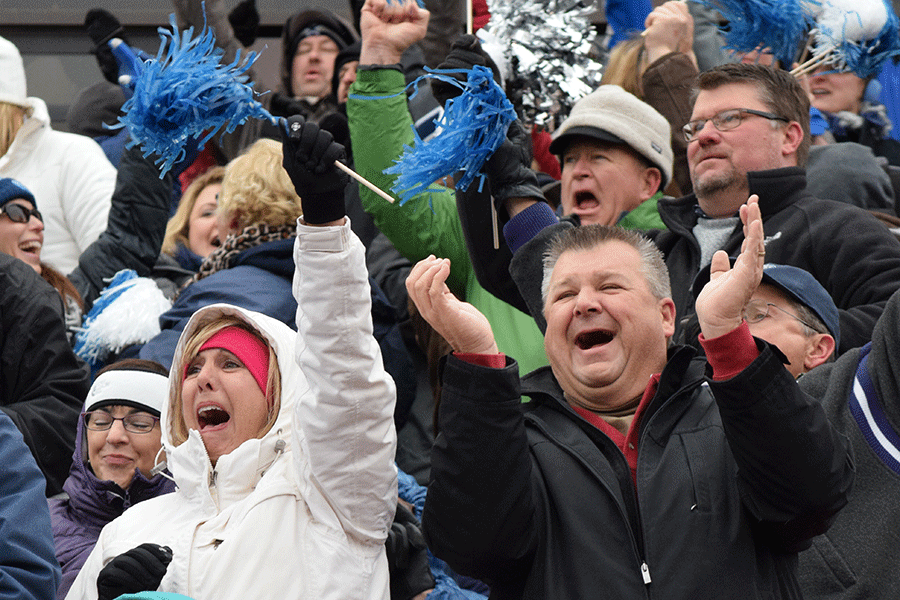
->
[347,68,548,374]
[616,192,667,230]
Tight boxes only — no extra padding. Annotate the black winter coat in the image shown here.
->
[653,167,900,353]
[423,344,854,600]
[0,254,90,495]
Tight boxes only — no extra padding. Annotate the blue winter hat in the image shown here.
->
[0,177,36,209]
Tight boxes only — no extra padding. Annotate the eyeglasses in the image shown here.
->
[683,108,789,142]
[742,299,822,333]
[83,411,159,434]
[0,203,42,224]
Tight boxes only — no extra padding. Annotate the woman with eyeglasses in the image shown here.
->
[49,359,176,600]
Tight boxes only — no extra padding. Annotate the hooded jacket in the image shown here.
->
[0,97,116,274]
[796,286,900,599]
[49,414,176,600]
[67,221,397,600]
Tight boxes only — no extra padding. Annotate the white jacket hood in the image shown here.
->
[161,303,308,498]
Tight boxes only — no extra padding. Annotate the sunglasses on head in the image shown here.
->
[0,203,42,224]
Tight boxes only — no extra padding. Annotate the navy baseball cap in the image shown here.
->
[692,261,840,346]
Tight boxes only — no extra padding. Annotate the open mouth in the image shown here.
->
[574,191,599,210]
[197,405,230,429]
[575,329,614,350]
[19,240,41,254]
[210,237,221,248]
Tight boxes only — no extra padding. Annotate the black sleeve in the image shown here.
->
[68,145,174,312]
[0,256,90,496]
[508,220,578,334]
[422,355,537,582]
[455,184,530,314]
[710,340,855,551]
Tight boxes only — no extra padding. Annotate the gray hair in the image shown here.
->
[541,225,671,307]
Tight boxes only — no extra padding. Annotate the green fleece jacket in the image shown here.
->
[347,68,548,374]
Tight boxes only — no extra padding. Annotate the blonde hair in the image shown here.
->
[162,166,226,256]
[601,37,647,99]
[217,138,302,231]
[168,314,282,447]
[0,102,27,158]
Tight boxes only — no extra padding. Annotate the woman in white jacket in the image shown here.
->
[66,117,398,600]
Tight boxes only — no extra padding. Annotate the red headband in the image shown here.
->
[189,326,270,398]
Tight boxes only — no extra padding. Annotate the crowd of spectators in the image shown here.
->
[1,0,899,598]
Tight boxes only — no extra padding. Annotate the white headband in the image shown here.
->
[84,370,170,415]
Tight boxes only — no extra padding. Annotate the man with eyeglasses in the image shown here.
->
[693,262,839,378]
[650,62,900,353]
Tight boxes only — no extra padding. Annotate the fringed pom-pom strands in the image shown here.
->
[384,65,516,204]
[703,0,819,66]
[118,14,273,176]
[812,0,900,77]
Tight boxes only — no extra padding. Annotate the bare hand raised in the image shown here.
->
[406,256,499,355]
[360,0,430,65]
[695,194,765,339]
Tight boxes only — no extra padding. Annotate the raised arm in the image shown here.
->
[347,0,473,296]
[696,196,854,549]
[282,116,398,544]
[68,145,175,312]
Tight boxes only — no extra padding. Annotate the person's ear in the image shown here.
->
[659,297,676,339]
[803,333,836,372]
[640,167,663,201]
[781,121,804,158]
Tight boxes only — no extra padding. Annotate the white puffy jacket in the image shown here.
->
[0,97,115,274]
[67,219,398,599]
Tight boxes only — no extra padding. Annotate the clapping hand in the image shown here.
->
[695,194,765,339]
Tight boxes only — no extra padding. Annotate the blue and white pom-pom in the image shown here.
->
[811,0,900,77]
[384,65,517,204]
[702,0,820,66]
[116,13,273,176]
[74,270,172,374]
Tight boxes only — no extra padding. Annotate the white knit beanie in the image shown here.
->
[0,36,29,109]
[550,85,674,187]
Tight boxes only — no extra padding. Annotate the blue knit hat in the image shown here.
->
[0,177,36,209]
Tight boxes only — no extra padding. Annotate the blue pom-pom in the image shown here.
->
[703,0,818,66]
[117,13,273,176]
[384,65,517,204]
[816,0,900,78]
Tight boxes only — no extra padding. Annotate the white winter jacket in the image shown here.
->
[0,97,115,274]
[67,220,398,600]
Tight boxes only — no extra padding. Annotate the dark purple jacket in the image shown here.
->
[48,416,175,600]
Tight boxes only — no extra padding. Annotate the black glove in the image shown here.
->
[228,0,260,48]
[96,543,173,600]
[386,503,435,600]
[486,120,544,208]
[431,34,502,108]
[86,8,126,84]
[281,116,349,225]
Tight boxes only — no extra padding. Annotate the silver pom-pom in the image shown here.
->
[482,0,605,130]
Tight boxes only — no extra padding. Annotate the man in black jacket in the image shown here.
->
[408,197,853,599]
[655,62,900,353]
[0,253,89,496]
